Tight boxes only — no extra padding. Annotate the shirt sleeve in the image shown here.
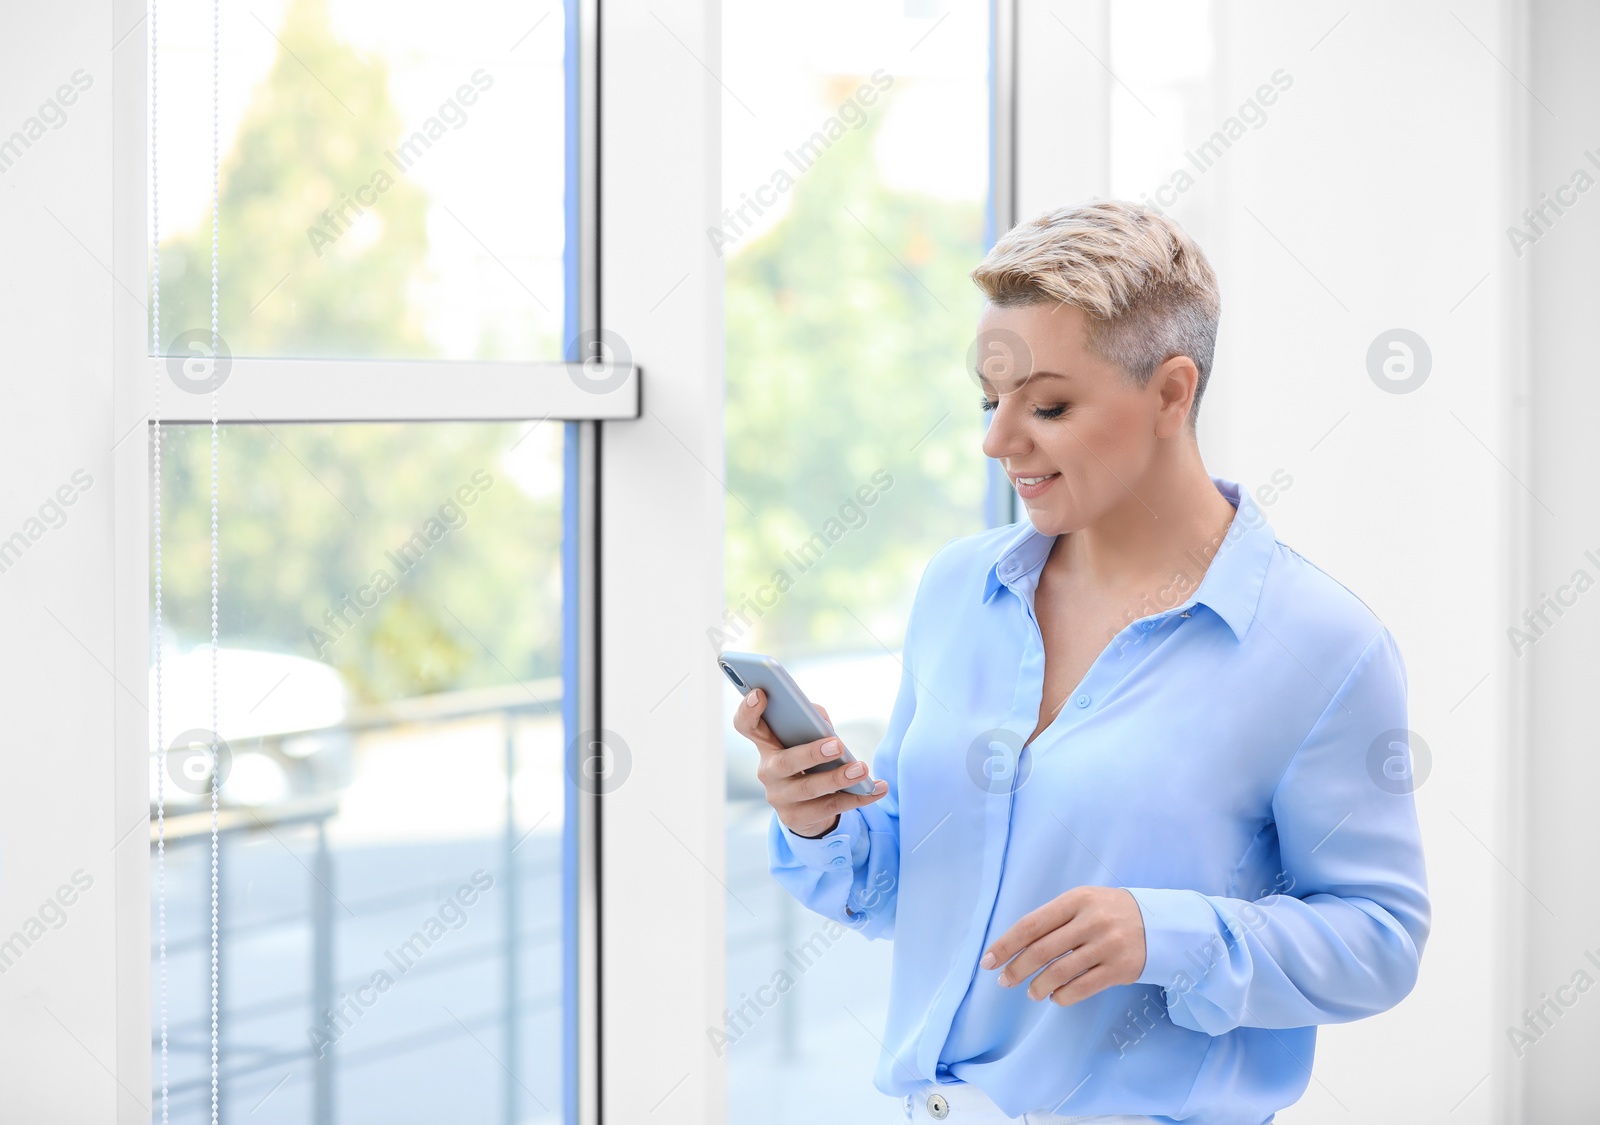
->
[1124,626,1431,1035]
[766,633,916,943]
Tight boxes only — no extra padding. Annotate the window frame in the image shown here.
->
[109,0,615,1120]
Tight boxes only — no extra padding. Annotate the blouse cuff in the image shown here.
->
[1126,885,1227,990]
[775,806,869,873]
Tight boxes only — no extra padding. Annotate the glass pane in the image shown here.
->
[720,2,995,1121]
[149,421,570,1123]
[152,0,569,361]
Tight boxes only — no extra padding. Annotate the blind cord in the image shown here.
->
[150,0,168,1118]
[207,0,222,1119]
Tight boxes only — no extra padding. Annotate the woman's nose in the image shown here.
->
[982,401,1026,461]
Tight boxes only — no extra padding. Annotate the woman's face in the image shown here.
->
[975,300,1191,537]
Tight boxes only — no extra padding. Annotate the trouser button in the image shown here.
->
[926,1092,950,1119]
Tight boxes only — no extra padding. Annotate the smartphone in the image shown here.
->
[718,650,877,796]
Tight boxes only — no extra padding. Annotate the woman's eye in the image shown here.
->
[979,397,1069,419]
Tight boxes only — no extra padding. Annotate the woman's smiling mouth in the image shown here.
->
[1010,471,1060,498]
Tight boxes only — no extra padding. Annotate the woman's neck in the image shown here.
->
[1045,441,1237,592]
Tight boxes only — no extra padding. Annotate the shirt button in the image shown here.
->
[1075,694,1091,708]
[1140,620,1155,631]
[829,856,848,868]
[827,838,846,850]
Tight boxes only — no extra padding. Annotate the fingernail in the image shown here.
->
[979,951,996,970]
[821,739,841,756]
[745,690,759,707]
[846,762,866,778]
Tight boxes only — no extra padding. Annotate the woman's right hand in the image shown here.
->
[733,687,889,839]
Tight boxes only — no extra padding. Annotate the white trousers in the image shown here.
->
[900,1078,1158,1123]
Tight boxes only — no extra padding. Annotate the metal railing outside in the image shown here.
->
[152,680,562,1124]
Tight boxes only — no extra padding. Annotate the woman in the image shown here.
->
[733,201,1430,1124]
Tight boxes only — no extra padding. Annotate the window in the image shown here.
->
[141,2,608,1120]
[152,422,567,1122]
[719,3,1001,1119]
[152,0,568,361]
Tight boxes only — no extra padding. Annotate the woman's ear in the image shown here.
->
[1153,355,1199,439]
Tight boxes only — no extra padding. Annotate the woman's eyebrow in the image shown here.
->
[976,370,1072,387]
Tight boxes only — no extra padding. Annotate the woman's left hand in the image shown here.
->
[980,886,1148,1005]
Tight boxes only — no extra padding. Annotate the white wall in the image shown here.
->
[1018,1,1532,1120]
[1202,4,1521,1121]
[598,1,728,1123]
[0,0,135,1119]
[1522,0,1600,1119]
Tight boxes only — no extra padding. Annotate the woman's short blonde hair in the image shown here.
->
[969,201,1221,426]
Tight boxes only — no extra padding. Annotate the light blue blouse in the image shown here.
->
[768,475,1430,1124]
